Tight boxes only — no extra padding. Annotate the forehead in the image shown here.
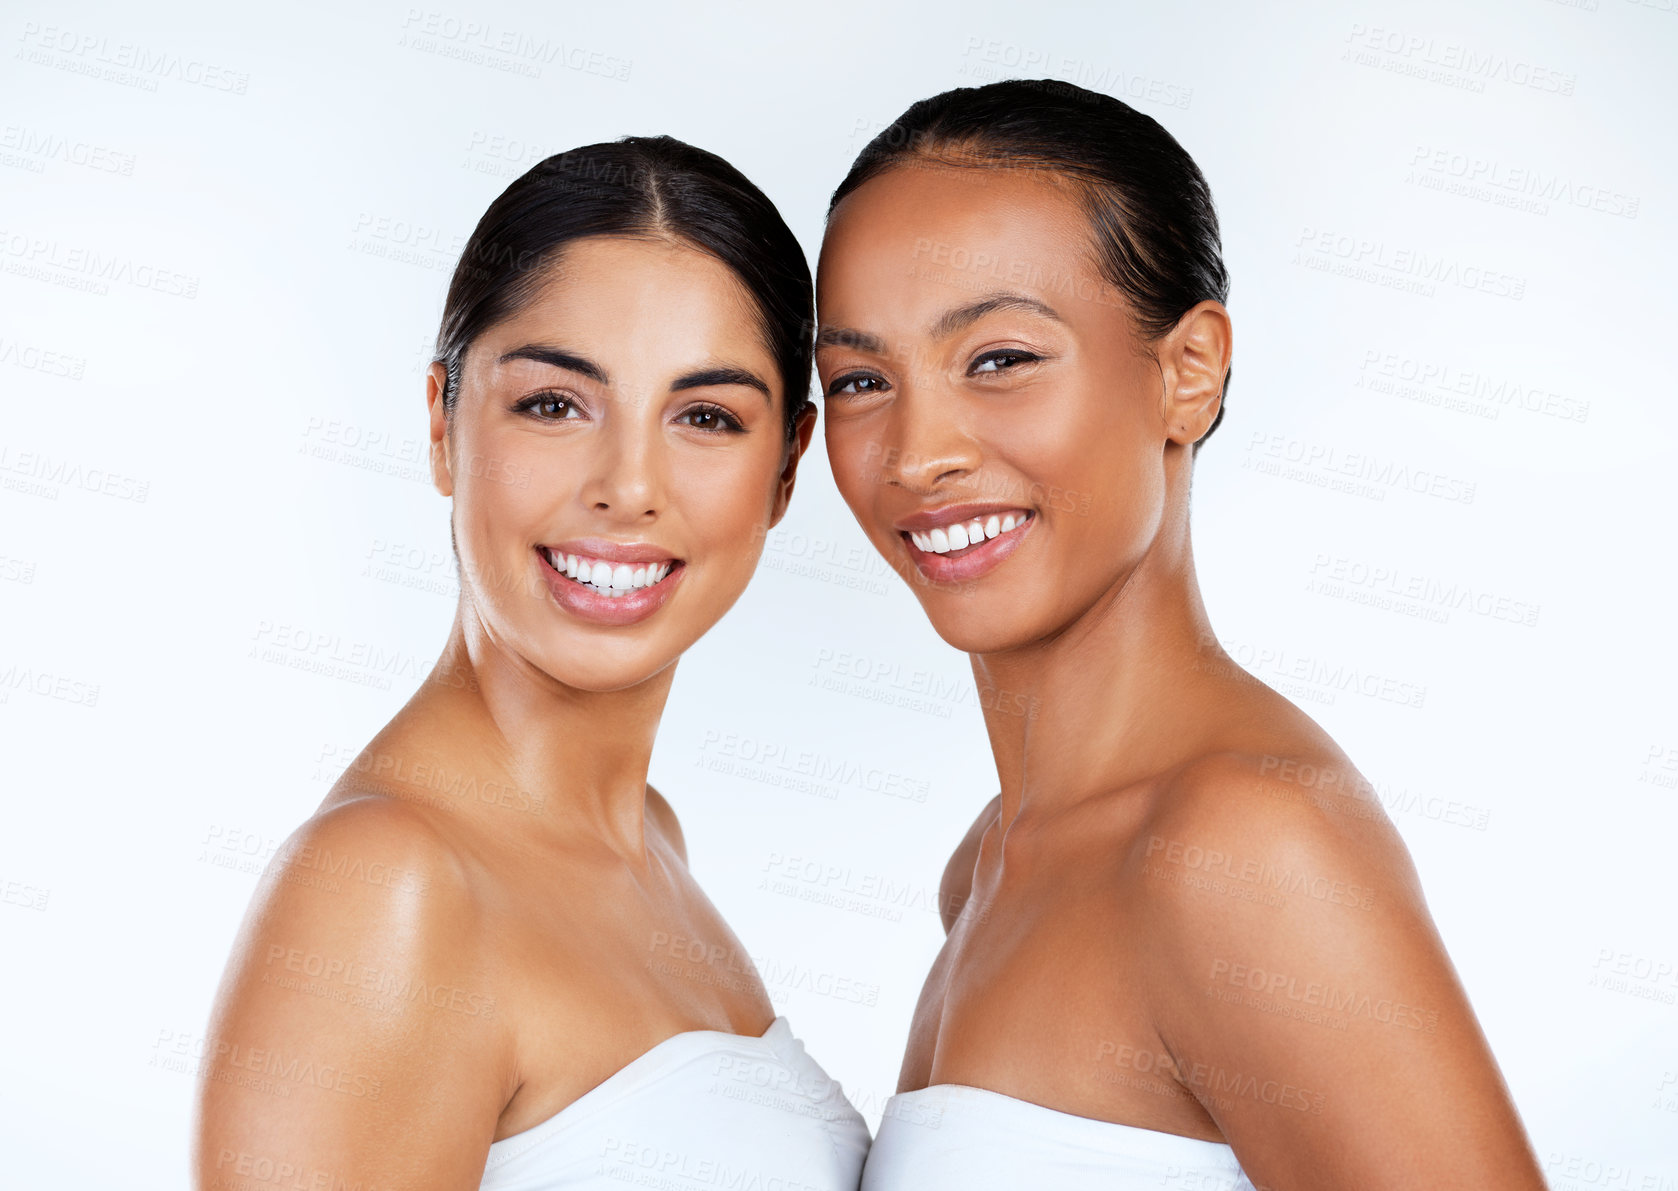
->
[818,163,1107,328]
[481,235,769,362]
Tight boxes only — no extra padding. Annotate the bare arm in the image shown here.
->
[193,798,514,1190]
[1140,758,1545,1190]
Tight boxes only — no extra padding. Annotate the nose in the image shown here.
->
[578,389,666,521]
[874,378,980,494]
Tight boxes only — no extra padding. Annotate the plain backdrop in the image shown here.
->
[2,0,1675,1185]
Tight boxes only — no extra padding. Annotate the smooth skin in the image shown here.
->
[193,236,815,1189]
[815,162,1545,1190]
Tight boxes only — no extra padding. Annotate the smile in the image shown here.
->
[897,506,1037,585]
[541,548,677,599]
[905,510,1032,556]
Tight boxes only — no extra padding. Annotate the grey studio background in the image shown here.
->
[2,0,1675,1186]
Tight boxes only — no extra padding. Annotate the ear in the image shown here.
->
[767,402,819,529]
[1157,300,1232,448]
[426,361,454,497]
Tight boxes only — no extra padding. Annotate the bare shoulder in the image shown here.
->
[265,793,482,922]
[1132,740,1429,961]
[939,793,1001,932]
[1128,744,1543,1186]
[195,794,511,1184]
[1143,741,1424,902]
[645,783,687,864]
[221,793,497,1026]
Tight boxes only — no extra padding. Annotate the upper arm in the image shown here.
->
[193,798,512,1190]
[939,794,1000,933]
[645,784,686,864]
[1140,761,1544,1190]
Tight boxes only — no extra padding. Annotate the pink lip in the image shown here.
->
[903,511,1035,584]
[546,537,679,565]
[536,548,685,626]
[895,502,1032,533]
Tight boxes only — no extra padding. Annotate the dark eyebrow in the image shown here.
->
[496,345,608,384]
[931,293,1064,339]
[815,325,887,354]
[671,366,771,402]
[814,294,1061,357]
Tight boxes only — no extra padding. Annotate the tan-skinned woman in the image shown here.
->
[814,81,1545,1191]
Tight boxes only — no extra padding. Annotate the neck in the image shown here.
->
[372,598,674,859]
[973,479,1229,831]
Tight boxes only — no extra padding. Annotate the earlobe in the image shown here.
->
[426,362,454,497]
[1161,301,1232,447]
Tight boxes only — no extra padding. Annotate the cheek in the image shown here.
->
[823,422,882,513]
[452,482,531,606]
[671,446,781,566]
[1009,375,1156,490]
[452,427,554,568]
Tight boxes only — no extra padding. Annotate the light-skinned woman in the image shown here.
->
[195,135,869,1191]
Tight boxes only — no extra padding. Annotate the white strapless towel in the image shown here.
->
[862,1083,1256,1190]
[479,1016,869,1191]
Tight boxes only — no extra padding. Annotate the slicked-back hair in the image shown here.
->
[829,80,1232,448]
[436,135,813,442]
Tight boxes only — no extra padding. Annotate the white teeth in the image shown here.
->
[911,512,1030,555]
[546,551,676,594]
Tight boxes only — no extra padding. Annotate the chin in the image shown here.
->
[535,645,678,694]
[915,595,1045,657]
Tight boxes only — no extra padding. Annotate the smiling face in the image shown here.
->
[429,235,809,692]
[816,162,1198,655]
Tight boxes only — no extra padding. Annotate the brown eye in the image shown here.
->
[516,392,582,421]
[676,403,745,433]
[826,372,889,398]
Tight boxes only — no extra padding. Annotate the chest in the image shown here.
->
[518,855,769,1017]
[910,871,1135,1063]
[489,857,777,1136]
[894,836,1209,1138]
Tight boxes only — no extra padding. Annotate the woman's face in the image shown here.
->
[815,163,1183,655]
[430,235,809,692]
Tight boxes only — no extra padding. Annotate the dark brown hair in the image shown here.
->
[830,80,1232,447]
[437,135,812,441]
